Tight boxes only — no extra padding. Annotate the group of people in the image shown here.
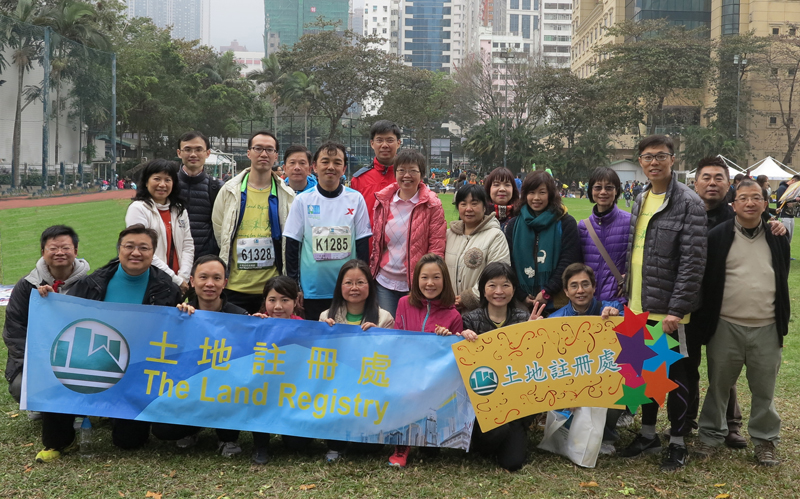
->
[3,124,790,473]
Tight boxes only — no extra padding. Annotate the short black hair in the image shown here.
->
[792,174,800,181]
[477,262,521,309]
[133,159,186,214]
[637,134,674,155]
[696,156,729,181]
[587,167,621,204]
[117,224,158,251]
[454,183,487,209]
[369,120,401,140]
[394,149,426,177]
[733,173,744,183]
[283,144,311,164]
[40,225,79,251]
[313,141,348,167]
[562,263,596,290]
[484,167,519,207]
[191,254,227,277]
[178,131,210,150]
[248,130,280,151]
[258,276,301,315]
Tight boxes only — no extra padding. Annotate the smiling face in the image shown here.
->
[146,171,173,205]
[526,184,550,213]
[638,145,674,189]
[733,183,768,228]
[177,136,210,174]
[484,276,514,309]
[395,162,422,195]
[341,268,369,306]
[694,166,730,207]
[118,233,154,276]
[490,179,514,206]
[418,262,444,300]
[314,147,346,191]
[457,193,484,226]
[370,132,400,165]
[42,235,77,274]
[565,271,595,311]
[190,260,227,306]
[591,180,617,212]
[263,289,297,319]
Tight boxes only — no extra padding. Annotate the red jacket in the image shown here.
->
[394,296,464,334]
[351,158,395,230]
[369,182,447,287]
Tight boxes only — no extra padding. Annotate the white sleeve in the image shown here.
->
[354,194,373,239]
[176,210,194,282]
[125,201,150,228]
[283,194,305,242]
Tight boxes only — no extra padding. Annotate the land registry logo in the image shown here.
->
[49,320,129,394]
[469,366,498,396]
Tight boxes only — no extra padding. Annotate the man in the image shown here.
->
[620,135,707,472]
[35,225,182,462]
[774,174,800,244]
[176,131,223,260]
[351,120,401,228]
[694,179,790,466]
[3,226,89,410]
[211,130,295,313]
[283,144,318,194]
[284,141,372,321]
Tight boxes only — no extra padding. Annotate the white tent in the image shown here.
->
[748,156,798,181]
[206,149,236,177]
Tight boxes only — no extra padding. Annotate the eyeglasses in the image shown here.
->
[372,138,397,145]
[639,153,674,163]
[342,280,368,288]
[180,147,206,154]
[45,245,74,253]
[396,168,420,176]
[734,195,765,204]
[592,185,616,192]
[120,244,153,253]
[250,146,277,155]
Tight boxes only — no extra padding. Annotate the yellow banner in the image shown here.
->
[452,316,625,432]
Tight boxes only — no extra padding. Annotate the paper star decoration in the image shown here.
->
[616,329,657,376]
[642,362,678,407]
[644,321,679,348]
[613,306,650,338]
[619,364,645,388]
[642,333,684,376]
[615,383,652,414]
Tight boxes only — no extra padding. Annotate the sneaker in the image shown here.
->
[251,446,269,465]
[600,442,616,456]
[692,441,717,459]
[325,449,342,462]
[218,441,242,457]
[27,411,42,421]
[616,411,634,428]
[176,432,200,449]
[724,429,747,449]
[35,437,78,463]
[660,444,688,472]
[618,434,661,458]
[388,445,410,468]
[754,442,779,467]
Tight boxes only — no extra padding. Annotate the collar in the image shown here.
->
[734,217,763,239]
[592,204,618,224]
[392,188,420,203]
[317,183,344,198]
[374,157,393,175]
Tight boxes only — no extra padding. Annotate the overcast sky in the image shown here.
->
[210,0,365,53]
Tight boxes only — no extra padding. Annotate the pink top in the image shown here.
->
[394,296,463,334]
[377,190,419,291]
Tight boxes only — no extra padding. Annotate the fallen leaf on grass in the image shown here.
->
[580,482,599,488]
[21,443,34,447]
[650,484,667,495]
[715,495,730,499]
[299,484,316,491]
[118,492,125,497]
[715,484,726,487]
[145,492,162,499]
[10,413,19,418]
[23,465,33,473]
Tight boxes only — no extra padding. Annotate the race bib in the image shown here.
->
[312,226,352,261]
[236,237,275,270]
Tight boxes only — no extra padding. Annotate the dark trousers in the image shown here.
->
[685,323,742,431]
[224,289,264,315]
[470,419,527,471]
[41,412,76,450]
[112,419,151,449]
[150,423,239,443]
[603,409,625,442]
[303,298,332,322]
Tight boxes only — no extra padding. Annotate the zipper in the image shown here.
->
[421,300,432,332]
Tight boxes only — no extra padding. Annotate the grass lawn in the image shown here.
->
[0,195,798,498]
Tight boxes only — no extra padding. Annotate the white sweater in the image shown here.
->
[125,200,194,285]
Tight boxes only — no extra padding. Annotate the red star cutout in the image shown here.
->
[642,362,678,406]
[613,305,650,338]
[619,363,645,388]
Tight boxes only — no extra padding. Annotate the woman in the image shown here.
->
[125,159,193,292]
[370,149,446,316]
[322,260,395,330]
[484,167,520,231]
[577,167,629,303]
[445,184,510,312]
[505,170,581,313]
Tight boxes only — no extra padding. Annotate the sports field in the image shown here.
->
[0,195,798,498]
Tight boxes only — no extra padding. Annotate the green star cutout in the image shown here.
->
[614,383,652,414]
[644,321,679,348]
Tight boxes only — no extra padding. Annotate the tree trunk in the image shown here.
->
[11,62,25,188]
[54,80,61,166]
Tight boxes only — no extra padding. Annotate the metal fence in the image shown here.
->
[0,13,116,192]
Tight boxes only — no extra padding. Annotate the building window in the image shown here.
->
[510,14,520,34]
[770,116,778,125]
[383,28,387,33]
[373,5,377,11]
[721,0,740,36]
[771,68,779,76]
[773,27,780,35]
[522,15,531,39]
[511,0,519,8]
[523,0,532,9]
[790,28,797,36]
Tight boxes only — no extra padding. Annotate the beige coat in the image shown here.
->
[319,307,395,329]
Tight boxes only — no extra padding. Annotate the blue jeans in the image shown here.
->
[375,283,407,318]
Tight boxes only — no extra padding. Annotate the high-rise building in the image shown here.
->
[626,0,711,30]
[399,0,479,73]
[540,0,572,66]
[363,0,401,54]
[126,0,210,45]
[264,0,350,55]
[571,0,625,77]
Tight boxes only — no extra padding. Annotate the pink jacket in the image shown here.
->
[369,182,447,287]
[394,296,464,334]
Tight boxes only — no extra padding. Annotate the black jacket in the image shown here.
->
[697,219,790,345]
[186,297,247,315]
[68,259,184,306]
[178,168,222,259]
[463,307,530,335]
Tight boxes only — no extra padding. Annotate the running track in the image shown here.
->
[0,190,133,209]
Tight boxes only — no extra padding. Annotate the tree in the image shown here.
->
[277,18,397,140]
[279,71,320,147]
[595,19,712,136]
[681,124,749,169]
[248,53,284,130]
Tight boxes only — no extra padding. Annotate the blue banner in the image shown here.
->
[22,293,475,449]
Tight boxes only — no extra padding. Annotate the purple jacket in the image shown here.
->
[578,205,630,303]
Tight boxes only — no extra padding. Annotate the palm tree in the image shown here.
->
[279,71,320,147]
[248,54,284,130]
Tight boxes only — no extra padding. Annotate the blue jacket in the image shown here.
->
[285,174,318,194]
[549,298,624,318]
